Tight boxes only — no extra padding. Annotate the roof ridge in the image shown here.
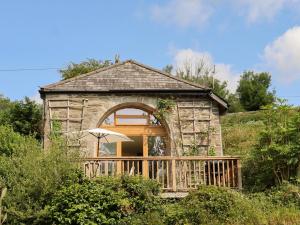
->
[127,59,210,90]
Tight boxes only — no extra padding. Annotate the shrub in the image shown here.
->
[164,185,262,225]
[248,186,300,225]
[0,125,39,157]
[265,183,300,208]
[222,102,300,191]
[45,176,161,224]
[0,97,42,140]
[47,179,129,224]
[243,101,300,191]
[0,125,81,224]
[164,185,300,225]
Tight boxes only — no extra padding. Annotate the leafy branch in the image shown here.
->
[154,98,175,121]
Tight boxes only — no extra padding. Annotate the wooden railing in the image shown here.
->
[83,156,242,191]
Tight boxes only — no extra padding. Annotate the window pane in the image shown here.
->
[100,142,116,156]
[117,118,148,125]
[102,108,162,126]
[148,136,167,156]
[116,108,147,115]
[122,136,143,156]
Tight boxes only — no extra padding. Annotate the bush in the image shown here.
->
[222,103,300,191]
[164,185,300,225]
[264,183,300,208]
[0,125,81,224]
[243,102,300,191]
[45,176,161,224]
[247,185,300,225]
[0,97,42,140]
[164,185,261,225]
[0,125,39,157]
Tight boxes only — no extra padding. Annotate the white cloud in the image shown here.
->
[172,48,240,92]
[148,0,299,26]
[231,0,300,22]
[150,0,212,28]
[232,0,285,22]
[263,26,300,82]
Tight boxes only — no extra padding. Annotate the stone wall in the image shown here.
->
[43,93,223,157]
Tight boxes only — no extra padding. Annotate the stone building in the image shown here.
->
[40,60,228,158]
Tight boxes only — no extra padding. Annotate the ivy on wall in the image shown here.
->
[154,98,175,121]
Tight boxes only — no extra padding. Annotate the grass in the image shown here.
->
[221,111,264,158]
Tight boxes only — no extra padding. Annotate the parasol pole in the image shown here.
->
[97,136,100,157]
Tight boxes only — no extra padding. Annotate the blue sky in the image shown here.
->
[0,0,300,105]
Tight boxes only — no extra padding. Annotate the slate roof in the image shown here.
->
[40,60,227,109]
[41,60,210,92]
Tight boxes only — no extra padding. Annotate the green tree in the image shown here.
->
[175,60,231,102]
[237,71,275,111]
[174,63,244,112]
[190,75,230,100]
[0,96,42,140]
[60,58,113,80]
[0,95,11,111]
[244,100,300,190]
[0,95,13,126]
[227,93,244,113]
[8,97,42,140]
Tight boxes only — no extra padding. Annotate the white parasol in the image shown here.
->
[87,128,132,157]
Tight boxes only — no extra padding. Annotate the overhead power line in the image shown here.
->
[0,67,60,72]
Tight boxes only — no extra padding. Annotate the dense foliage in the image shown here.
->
[222,102,300,191]
[177,68,231,103]
[237,71,275,111]
[164,185,300,225]
[46,176,160,224]
[0,126,80,224]
[176,67,246,113]
[244,101,300,190]
[0,96,42,140]
[164,60,277,113]
[60,59,113,80]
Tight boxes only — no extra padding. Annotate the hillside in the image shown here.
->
[221,111,265,158]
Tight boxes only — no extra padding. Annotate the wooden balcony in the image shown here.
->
[83,156,242,192]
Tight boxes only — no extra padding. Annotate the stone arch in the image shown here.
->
[97,102,172,156]
[97,102,171,137]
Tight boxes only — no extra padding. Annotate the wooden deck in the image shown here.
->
[83,156,242,192]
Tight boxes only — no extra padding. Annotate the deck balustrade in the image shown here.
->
[83,156,242,191]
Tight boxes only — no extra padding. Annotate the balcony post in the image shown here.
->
[237,159,242,189]
[116,142,122,175]
[142,135,149,178]
[172,159,177,192]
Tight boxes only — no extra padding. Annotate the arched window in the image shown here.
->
[99,107,169,157]
[102,108,161,126]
